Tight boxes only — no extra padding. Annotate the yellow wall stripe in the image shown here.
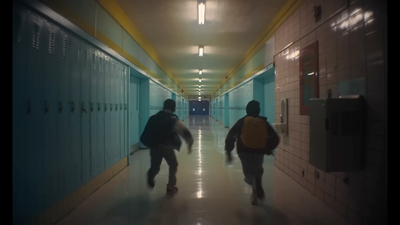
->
[97,0,183,90]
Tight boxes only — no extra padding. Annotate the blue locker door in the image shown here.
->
[110,60,115,165]
[12,7,29,224]
[124,67,128,157]
[97,51,105,173]
[69,35,82,192]
[43,21,59,209]
[114,62,120,164]
[57,30,71,201]
[27,12,46,217]
[104,57,111,169]
[81,41,91,183]
[129,76,140,148]
[90,48,98,177]
[113,61,119,164]
[120,66,124,160]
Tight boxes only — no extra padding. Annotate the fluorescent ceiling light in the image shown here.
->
[199,78,202,82]
[198,2,205,25]
[199,46,204,57]
[199,69,202,75]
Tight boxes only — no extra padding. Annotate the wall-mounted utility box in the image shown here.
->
[309,95,367,172]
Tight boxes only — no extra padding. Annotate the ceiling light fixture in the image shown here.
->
[199,78,202,82]
[198,2,205,25]
[199,46,204,57]
[199,69,202,75]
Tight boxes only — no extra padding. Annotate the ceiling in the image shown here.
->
[116,0,289,96]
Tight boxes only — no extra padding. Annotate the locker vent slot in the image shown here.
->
[99,56,103,73]
[92,52,96,70]
[83,49,88,67]
[32,23,40,49]
[62,37,67,60]
[48,31,55,54]
[105,58,109,74]
[14,16,22,43]
[73,44,78,64]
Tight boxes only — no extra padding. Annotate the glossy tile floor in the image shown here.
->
[56,116,352,225]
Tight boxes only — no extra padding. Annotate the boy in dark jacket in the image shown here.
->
[143,99,194,195]
[225,100,279,205]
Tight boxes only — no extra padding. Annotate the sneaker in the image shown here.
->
[166,186,178,195]
[253,177,265,200]
[147,173,155,189]
[251,193,258,205]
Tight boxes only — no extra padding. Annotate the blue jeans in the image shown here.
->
[238,153,264,186]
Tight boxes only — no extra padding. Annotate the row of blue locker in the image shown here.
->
[13,8,130,223]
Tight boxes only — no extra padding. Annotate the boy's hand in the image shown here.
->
[226,152,233,164]
[188,147,192,155]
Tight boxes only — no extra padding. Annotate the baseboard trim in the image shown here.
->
[30,157,128,225]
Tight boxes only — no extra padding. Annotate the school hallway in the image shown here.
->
[54,116,351,225]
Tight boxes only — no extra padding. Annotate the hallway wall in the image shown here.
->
[272,0,387,224]
[12,2,189,224]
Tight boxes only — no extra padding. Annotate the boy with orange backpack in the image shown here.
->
[225,100,280,205]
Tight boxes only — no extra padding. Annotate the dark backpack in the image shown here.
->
[140,111,177,148]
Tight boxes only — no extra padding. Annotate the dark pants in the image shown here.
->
[147,147,178,189]
[238,153,264,186]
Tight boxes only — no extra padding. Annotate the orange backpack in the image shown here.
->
[240,116,268,149]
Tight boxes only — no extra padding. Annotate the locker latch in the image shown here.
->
[105,103,108,111]
[110,104,113,111]
[125,104,127,110]
[115,103,118,111]
[91,102,94,111]
[120,103,122,110]
[59,101,63,112]
[28,99,32,114]
[98,103,101,111]
[82,102,87,113]
[45,100,49,113]
[71,101,75,112]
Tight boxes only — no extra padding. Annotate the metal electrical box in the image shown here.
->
[309,96,367,172]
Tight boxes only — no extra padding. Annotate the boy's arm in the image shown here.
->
[225,119,243,154]
[173,119,194,151]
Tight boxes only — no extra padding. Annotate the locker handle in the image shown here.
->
[71,101,75,112]
[59,101,63,112]
[45,100,49,113]
[120,103,122,110]
[105,103,108,111]
[325,118,329,130]
[125,104,127,110]
[91,102,94,111]
[28,99,32,113]
[110,104,113,111]
[82,102,87,113]
[98,103,101,111]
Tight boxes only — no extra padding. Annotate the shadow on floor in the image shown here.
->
[235,202,290,225]
[104,194,190,225]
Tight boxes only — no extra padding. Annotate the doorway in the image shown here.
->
[189,100,209,115]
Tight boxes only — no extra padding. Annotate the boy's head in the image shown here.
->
[246,100,260,117]
[163,99,176,112]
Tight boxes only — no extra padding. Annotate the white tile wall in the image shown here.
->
[273,0,387,224]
